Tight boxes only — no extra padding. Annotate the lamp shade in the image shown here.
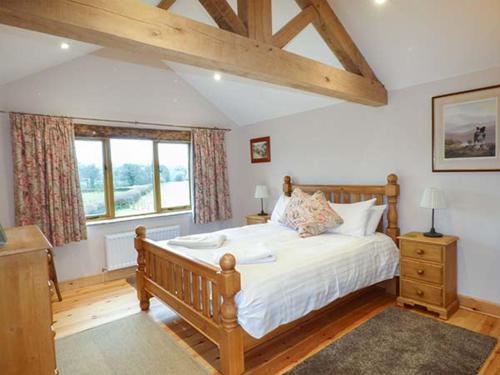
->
[420,187,447,209]
[254,185,269,199]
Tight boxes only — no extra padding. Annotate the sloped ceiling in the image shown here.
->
[0,24,100,85]
[154,0,344,126]
[0,0,499,126]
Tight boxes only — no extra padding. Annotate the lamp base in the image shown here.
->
[258,211,268,216]
[424,228,443,238]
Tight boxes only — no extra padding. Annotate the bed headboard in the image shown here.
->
[283,174,400,243]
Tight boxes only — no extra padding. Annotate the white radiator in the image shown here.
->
[105,225,180,271]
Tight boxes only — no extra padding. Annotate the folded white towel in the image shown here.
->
[201,243,276,265]
[167,234,226,249]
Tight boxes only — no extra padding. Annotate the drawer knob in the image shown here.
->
[417,269,425,275]
[416,289,424,296]
[416,249,425,255]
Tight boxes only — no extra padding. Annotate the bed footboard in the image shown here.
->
[134,226,244,375]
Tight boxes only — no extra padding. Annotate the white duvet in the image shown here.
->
[159,222,399,339]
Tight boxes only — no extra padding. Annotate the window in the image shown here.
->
[75,137,191,221]
[75,139,107,218]
[110,139,155,217]
[158,143,190,209]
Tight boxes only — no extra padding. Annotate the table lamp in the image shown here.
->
[254,185,269,216]
[420,187,447,237]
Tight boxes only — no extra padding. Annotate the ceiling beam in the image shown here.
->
[157,0,175,10]
[0,0,387,106]
[296,0,380,82]
[199,0,247,36]
[272,6,318,48]
[238,0,272,43]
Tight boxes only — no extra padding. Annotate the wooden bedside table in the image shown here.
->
[246,214,270,225]
[396,232,459,319]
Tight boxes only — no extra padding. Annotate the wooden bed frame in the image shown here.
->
[134,174,400,375]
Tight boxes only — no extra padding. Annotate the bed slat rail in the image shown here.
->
[134,227,245,374]
[142,239,222,326]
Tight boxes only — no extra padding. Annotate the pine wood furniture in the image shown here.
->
[134,174,400,375]
[0,225,58,375]
[245,214,270,225]
[397,232,459,319]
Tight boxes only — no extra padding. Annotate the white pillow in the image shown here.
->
[328,198,376,237]
[270,194,290,223]
[365,204,387,236]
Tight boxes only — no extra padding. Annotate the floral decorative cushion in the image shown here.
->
[280,188,344,238]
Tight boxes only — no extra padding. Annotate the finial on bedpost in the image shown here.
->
[219,254,239,329]
[284,176,292,196]
[220,253,236,272]
[136,225,146,239]
[385,174,400,244]
[219,253,244,374]
[135,225,150,311]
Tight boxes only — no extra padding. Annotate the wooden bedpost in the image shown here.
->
[219,254,244,375]
[385,174,400,243]
[283,176,292,196]
[135,226,151,311]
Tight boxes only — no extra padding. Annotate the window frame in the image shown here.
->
[76,136,192,222]
[75,137,111,221]
[154,140,192,213]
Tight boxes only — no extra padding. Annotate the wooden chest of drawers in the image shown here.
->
[0,226,57,375]
[396,232,459,319]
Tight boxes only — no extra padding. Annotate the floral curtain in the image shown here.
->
[192,128,232,224]
[10,113,87,246]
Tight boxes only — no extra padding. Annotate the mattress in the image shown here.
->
[159,222,399,339]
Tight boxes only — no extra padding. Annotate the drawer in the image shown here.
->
[401,259,443,285]
[247,218,267,225]
[401,278,443,306]
[401,241,443,263]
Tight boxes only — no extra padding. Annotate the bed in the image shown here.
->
[134,174,400,375]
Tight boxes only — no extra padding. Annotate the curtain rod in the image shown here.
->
[0,110,232,132]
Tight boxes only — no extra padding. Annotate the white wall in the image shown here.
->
[0,112,15,228]
[0,49,240,281]
[234,66,500,304]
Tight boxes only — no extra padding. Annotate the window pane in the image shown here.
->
[75,140,106,217]
[111,139,155,217]
[158,143,191,208]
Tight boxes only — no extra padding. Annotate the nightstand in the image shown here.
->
[246,214,270,225]
[396,232,459,319]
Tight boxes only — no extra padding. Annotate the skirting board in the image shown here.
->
[58,266,136,293]
[459,294,500,318]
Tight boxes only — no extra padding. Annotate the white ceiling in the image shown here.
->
[332,0,500,90]
[0,24,100,86]
[0,0,499,126]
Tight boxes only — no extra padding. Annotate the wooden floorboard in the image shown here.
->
[52,279,500,374]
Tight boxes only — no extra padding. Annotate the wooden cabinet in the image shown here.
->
[0,226,57,375]
[246,214,270,225]
[397,232,459,319]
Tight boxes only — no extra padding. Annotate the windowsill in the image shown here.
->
[86,210,192,226]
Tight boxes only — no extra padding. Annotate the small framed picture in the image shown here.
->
[433,84,500,172]
[250,136,271,163]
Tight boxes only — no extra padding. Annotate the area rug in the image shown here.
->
[56,313,209,375]
[286,307,497,375]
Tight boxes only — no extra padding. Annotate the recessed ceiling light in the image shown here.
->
[374,0,387,5]
[213,72,222,81]
[60,42,70,50]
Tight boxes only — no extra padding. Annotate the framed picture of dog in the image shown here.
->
[250,136,271,163]
[433,84,500,172]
